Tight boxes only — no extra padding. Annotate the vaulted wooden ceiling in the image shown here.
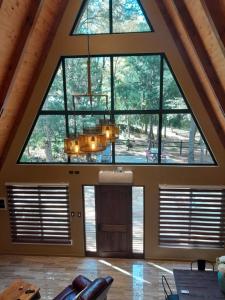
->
[0,0,225,169]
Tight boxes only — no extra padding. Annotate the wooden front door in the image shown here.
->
[95,185,132,258]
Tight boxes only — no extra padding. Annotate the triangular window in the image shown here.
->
[72,0,153,35]
[19,55,215,165]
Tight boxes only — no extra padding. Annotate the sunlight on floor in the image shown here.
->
[147,262,173,274]
[98,259,151,284]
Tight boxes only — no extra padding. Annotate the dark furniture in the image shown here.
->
[173,269,225,299]
[53,274,113,300]
[191,259,214,271]
[162,275,179,300]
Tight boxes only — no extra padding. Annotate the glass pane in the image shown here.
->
[74,0,109,34]
[65,57,111,111]
[113,0,151,33]
[20,115,67,163]
[132,186,144,254]
[42,62,65,110]
[69,115,112,164]
[114,56,160,110]
[68,114,111,134]
[84,186,97,252]
[115,114,159,163]
[161,114,214,164]
[163,59,188,109]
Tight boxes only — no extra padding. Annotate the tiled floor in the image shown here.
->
[0,255,190,299]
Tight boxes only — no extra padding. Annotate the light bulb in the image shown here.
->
[91,136,96,150]
[105,126,110,139]
[74,140,79,153]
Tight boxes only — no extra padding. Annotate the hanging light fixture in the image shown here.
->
[79,127,107,153]
[64,137,83,156]
[64,1,119,157]
[98,119,119,143]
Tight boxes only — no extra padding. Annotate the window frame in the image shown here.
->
[70,0,154,36]
[17,53,216,165]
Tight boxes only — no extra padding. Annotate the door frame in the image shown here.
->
[82,184,145,259]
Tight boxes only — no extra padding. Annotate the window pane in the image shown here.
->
[68,115,111,134]
[161,114,214,164]
[65,57,111,111]
[84,186,97,252]
[42,62,65,110]
[114,56,160,110]
[113,0,151,33]
[132,186,144,254]
[20,115,67,163]
[115,114,159,163]
[74,0,109,34]
[163,59,188,109]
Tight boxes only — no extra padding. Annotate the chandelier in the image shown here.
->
[64,13,119,157]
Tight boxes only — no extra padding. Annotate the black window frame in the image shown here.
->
[70,0,154,36]
[17,53,216,166]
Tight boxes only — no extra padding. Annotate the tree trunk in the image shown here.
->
[127,116,130,138]
[164,119,167,137]
[148,115,155,150]
[188,119,197,163]
[44,125,53,161]
[200,137,204,163]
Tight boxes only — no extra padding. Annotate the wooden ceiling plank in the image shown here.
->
[174,0,225,118]
[0,1,68,168]
[0,0,41,115]
[173,0,225,117]
[204,0,225,47]
[156,0,225,149]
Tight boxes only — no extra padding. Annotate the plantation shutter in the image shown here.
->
[159,187,225,248]
[7,185,71,244]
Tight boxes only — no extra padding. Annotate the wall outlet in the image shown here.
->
[0,198,6,209]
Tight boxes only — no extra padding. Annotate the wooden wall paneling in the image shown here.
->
[156,0,225,149]
[0,1,68,168]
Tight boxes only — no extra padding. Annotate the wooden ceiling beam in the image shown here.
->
[156,0,225,149]
[0,1,68,169]
[173,0,225,117]
[204,0,225,47]
[0,0,41,115]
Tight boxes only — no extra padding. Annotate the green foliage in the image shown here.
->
[20,55,214,165]
[73,0,152,34]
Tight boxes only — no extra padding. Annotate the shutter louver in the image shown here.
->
[159,187,225,249]
[7,185,71,244]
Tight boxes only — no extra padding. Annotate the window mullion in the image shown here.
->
[158,55,164,164]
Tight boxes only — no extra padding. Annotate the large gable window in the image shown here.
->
[19,54,215,165]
